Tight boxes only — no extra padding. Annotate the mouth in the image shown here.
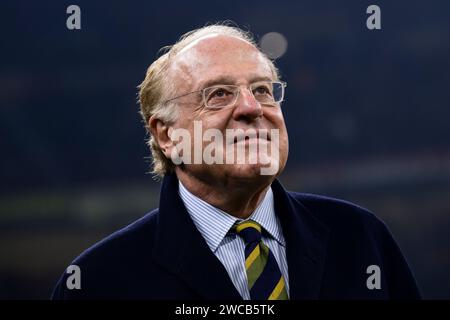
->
[232,130,272,144]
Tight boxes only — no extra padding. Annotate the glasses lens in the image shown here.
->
[251,81,284,105]
[204,86,237,109]
[203,82,285,109]
[272,82,284,102]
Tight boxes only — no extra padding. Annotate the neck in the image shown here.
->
[175,169,274,219]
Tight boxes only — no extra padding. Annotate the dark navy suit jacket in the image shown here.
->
[52,173,420,299]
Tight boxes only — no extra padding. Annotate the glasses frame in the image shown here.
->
[163,80,287,109]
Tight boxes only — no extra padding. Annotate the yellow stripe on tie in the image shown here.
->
[235,221,261,233]
[245,245,260,270]
[268,277,285,300]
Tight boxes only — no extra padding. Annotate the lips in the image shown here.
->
[232,130,272,144]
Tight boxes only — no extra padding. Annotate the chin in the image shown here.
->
[225,162,279,181]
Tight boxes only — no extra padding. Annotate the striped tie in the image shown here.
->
[233,220,289,300]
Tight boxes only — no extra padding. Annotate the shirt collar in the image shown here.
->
[178,181,286,253]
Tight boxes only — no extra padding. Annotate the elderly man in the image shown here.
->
[52,24,420,300]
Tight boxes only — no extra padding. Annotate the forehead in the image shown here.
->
[168,34,273,90]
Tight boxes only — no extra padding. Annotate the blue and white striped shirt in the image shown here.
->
[178,181,290,300]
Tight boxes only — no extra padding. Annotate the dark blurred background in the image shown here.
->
[1,0,449,299]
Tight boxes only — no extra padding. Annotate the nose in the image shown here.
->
[231,87,263,122]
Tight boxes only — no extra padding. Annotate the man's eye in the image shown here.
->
[254,86,271,96]
[213,89,229,97]
[210,88,232,99]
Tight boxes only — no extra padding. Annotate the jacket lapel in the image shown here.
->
[151,173,242,299]
[152,173,329,300]
[272,179,330,299]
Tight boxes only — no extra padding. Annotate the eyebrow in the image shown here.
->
[198,75,273,90]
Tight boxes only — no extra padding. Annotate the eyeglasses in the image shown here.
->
[163,80,287,109]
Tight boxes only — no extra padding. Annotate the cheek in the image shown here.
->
[264,107,287,131]
[197,109,233,132]
[173,105,195,127]
[265,108,289,154]
[173,110,233,151]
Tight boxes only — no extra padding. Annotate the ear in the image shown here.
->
[148,115,174,159]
